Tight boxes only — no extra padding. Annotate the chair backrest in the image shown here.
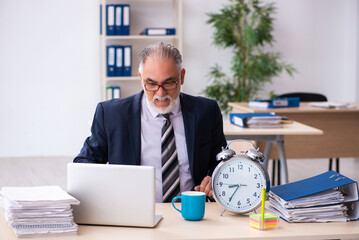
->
[277,92,327,102]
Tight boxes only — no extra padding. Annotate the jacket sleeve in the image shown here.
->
[208,101,227,176]
[73,103,108,164]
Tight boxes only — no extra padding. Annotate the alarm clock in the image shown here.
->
[211,139,270,215]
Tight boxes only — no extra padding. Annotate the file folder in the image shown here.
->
[107,46,116,76]
[268,171,359,222]
[106,5,115,35]
[141,28,176,36]
[113,86,121,99]
[106,86,113,100]
[100,4,102,35]
[229,112,281,128]
[123,45,131,76]
[270,171,358,203]
[114,5,122,35]
[115,46,123,76]
[249,97,300,109]
[122,5,130,35]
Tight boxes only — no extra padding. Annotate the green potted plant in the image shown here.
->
[204,0,296,113]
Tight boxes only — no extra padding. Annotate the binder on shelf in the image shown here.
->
[249,97,300,109]
[229,112,282,128]
[268,171,359,222]
[115,46,123,76]
[106,46,116,77]
[140,28,176,36]
[100,4,102,35]
[114,5,122,35]
[106,4,115,36]
[113,86,121,99]
[106,86,121,100]
[122,4,130,35]
[106,86,113,100]
[123,45,132,76]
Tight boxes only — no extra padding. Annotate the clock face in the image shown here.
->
[212,156,269,213]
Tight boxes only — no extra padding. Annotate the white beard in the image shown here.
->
[149,94,178,114]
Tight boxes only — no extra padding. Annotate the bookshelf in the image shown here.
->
[99,0,183,100]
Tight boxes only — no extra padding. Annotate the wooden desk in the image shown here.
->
[223,120,323,184]
[2,203,359,239]
[228,102,359,159]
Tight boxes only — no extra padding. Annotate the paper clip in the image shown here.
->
[335,177,345,181]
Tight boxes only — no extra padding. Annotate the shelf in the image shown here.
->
[101,35,179,40]
[106,76,141,81]
[100,0,182,100]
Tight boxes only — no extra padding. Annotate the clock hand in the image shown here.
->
[229,185,239,202]
[228,184,239,188]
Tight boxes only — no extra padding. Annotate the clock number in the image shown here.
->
[229,167,234,172]
[256,183,261,188]
[254,174,258,179]
[223,173,229,179]
[219,182,223,187]
[248,167,251,172]
[237,200,241,206]
[253,192,257,197]
[222,191,226,196]
[238,164,243,170]
[247,198,250,204]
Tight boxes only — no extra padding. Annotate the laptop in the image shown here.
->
[67,163,162,228]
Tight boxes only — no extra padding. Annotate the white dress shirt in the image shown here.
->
[140,94,194,203]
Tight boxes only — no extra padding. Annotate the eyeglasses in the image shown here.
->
[144,81,178,92]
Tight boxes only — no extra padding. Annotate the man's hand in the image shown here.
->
[194,176,213,197]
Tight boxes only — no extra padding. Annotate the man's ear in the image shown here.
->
[139,72,144,87]
[180,68,186,85]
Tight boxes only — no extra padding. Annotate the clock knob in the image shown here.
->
[216,147,236,161]
[245,149,264,162]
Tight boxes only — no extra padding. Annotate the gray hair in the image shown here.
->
[138,42,183,75]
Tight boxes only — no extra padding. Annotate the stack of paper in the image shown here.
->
[308,102,356,109]
[229,112,282,128]
[267,171,359,223]
[0,186,80,238]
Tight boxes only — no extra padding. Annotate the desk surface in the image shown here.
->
[228,102,359,113]
[223,120,323,136]
[2,203,359,240]
[228,102,359,159]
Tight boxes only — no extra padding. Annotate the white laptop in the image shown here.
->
[67,163,162,228]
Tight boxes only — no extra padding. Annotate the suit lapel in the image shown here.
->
[180,93,196,176]
[127,91,143,165]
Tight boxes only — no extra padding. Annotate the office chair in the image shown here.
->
[270,92,339,186]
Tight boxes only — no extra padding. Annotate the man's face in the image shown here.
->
[139,57,185,114]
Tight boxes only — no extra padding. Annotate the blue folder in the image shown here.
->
[141,28,176,36]
[114,5,123,35]
[122,4,130,35]
[270,171,358,203]
[106,5,115,35]
[123,45,132,76]
[106,46,116,76]
[115,46,123,76]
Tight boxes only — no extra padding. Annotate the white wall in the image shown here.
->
[0,0,358,157]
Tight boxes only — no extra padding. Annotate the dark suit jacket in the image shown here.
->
[74,91,227,186]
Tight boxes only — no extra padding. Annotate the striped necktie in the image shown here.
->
[161,113,180,202]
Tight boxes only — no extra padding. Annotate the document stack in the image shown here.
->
[0,186,80,238]
[267,171,359,223]
[229,112,282,128]
[249,97,300,109]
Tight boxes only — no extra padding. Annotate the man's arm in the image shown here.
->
[195,101,227,196]
[74,103,108,163]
